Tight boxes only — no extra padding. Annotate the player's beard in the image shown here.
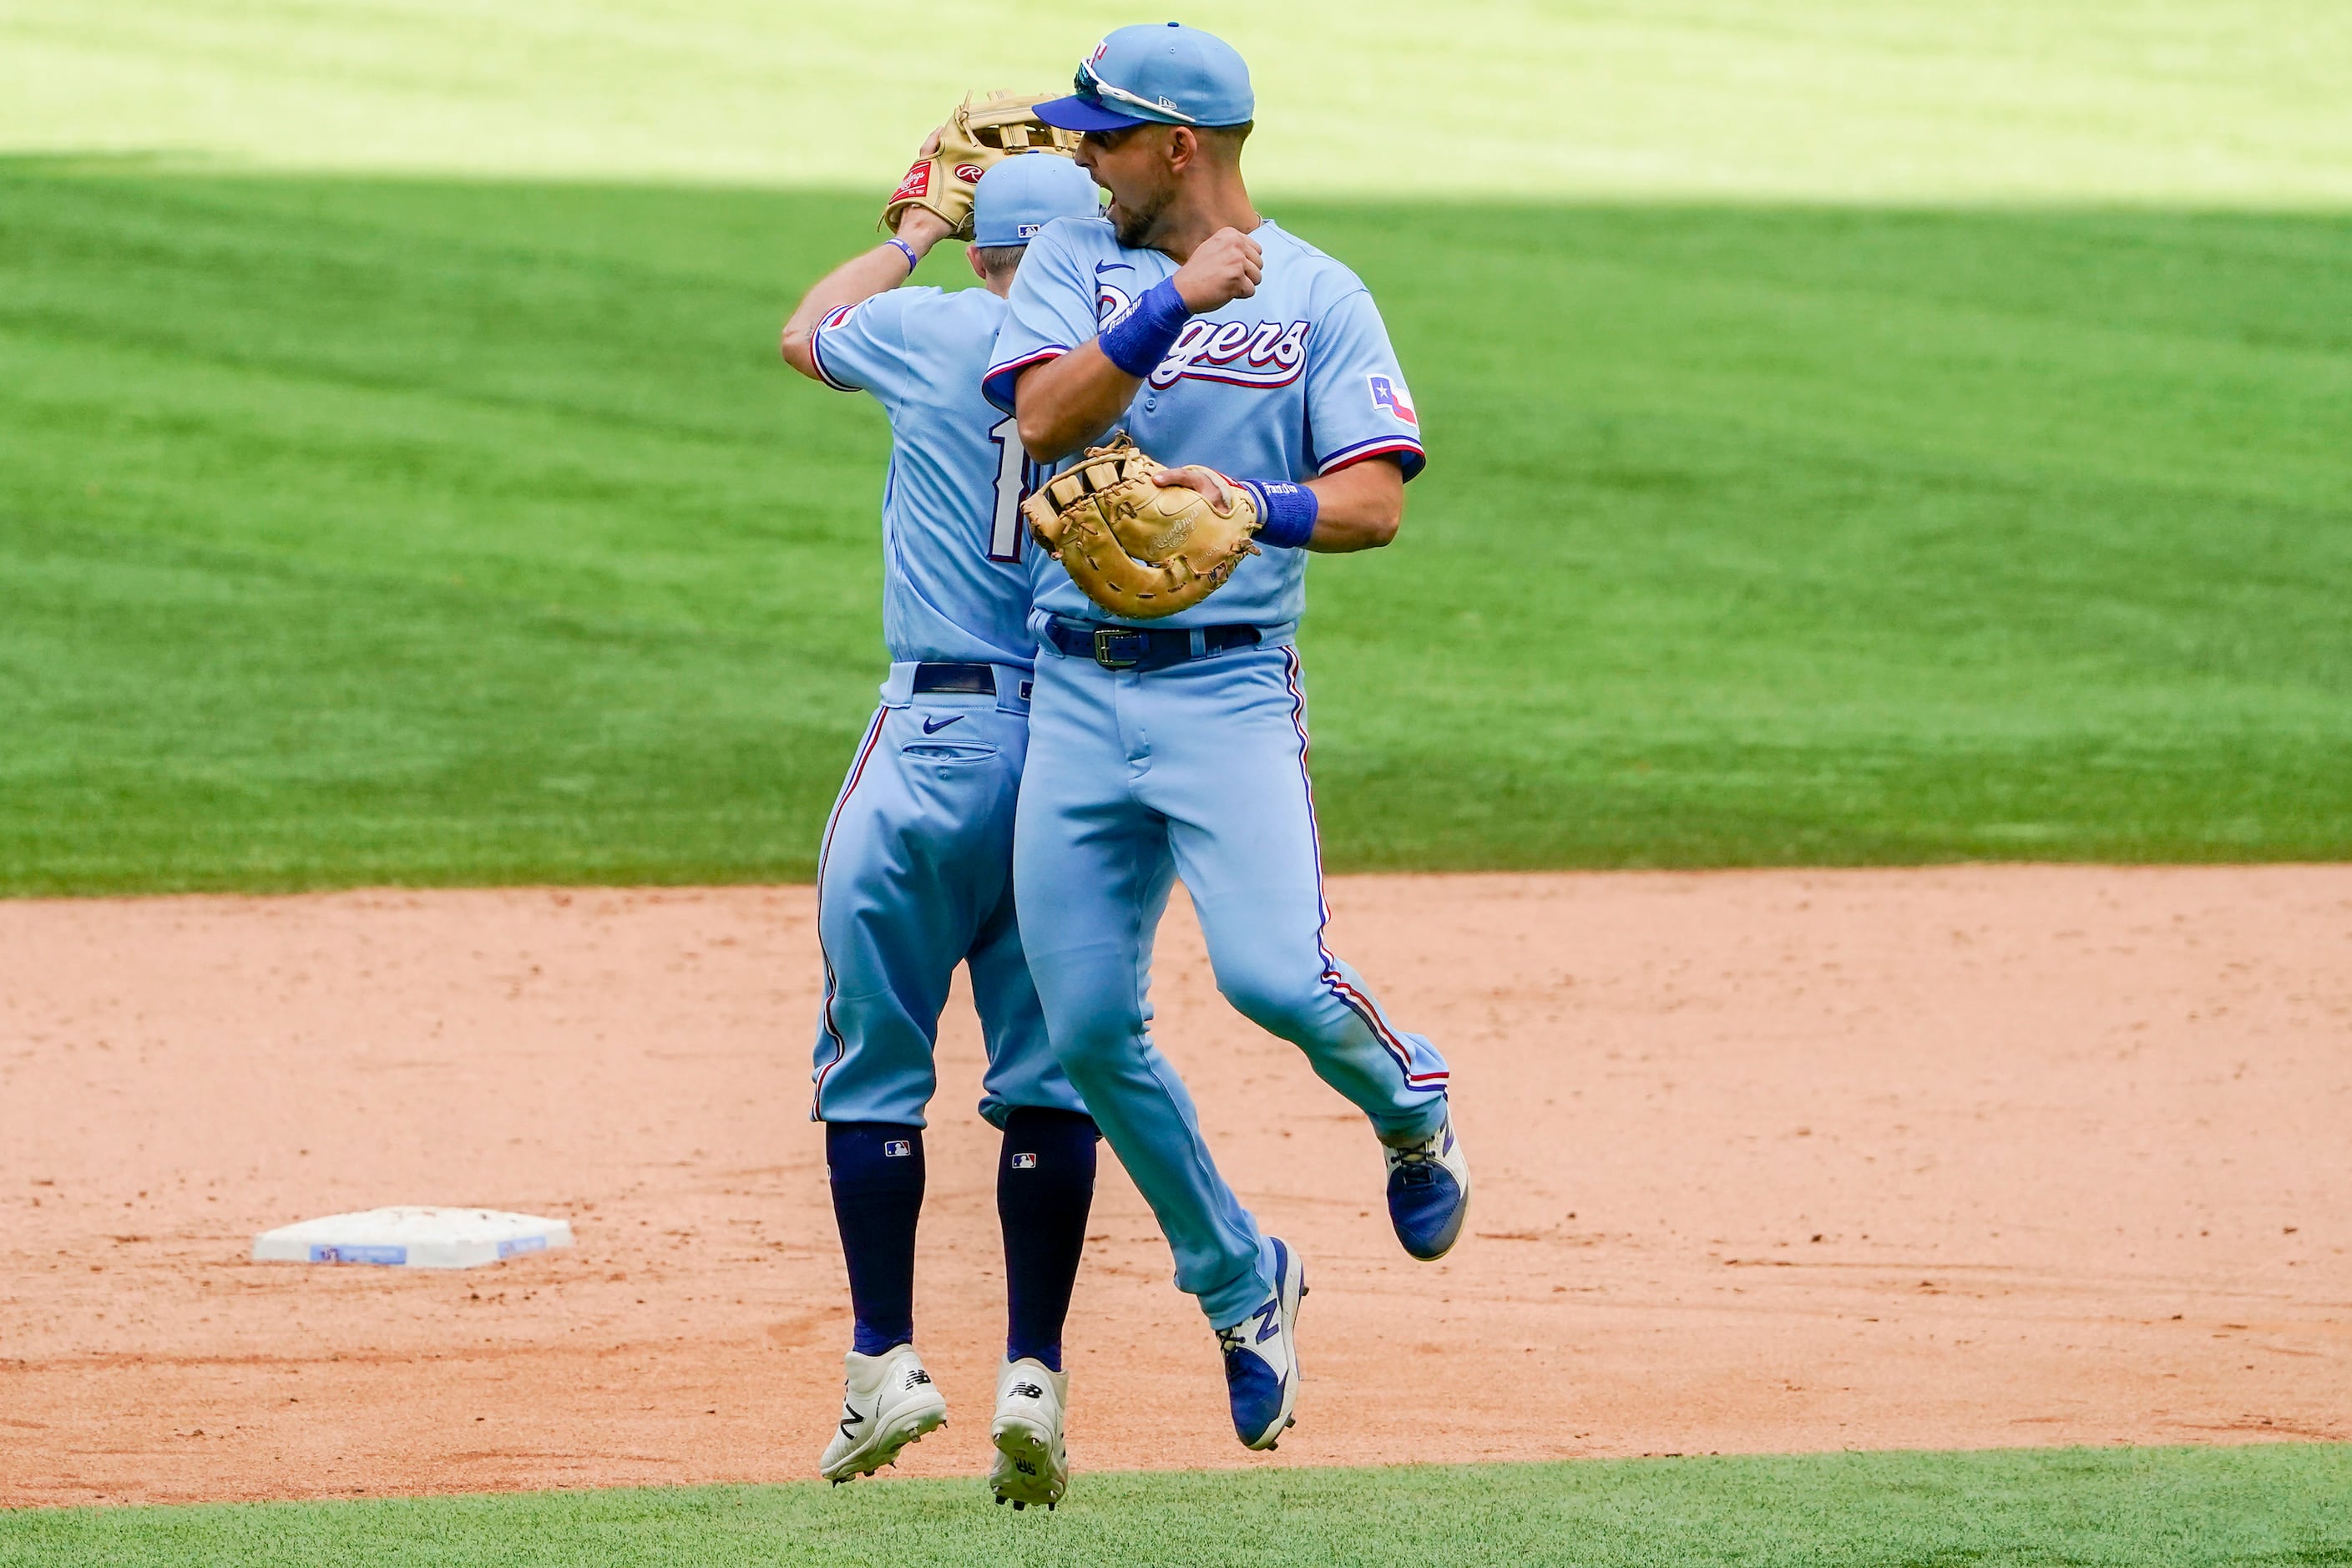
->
[1108,176,1176,250]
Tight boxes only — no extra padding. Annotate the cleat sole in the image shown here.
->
[823,1402,946,1484]
[988,1410,1067,1510]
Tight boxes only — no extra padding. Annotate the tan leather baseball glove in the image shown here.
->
[1023,436,1262,620]
[878,92,1082,240]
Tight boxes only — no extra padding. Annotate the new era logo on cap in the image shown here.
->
[883,1139,913,1157]
[1368,373,1419,426]
[1039,23,1255,133]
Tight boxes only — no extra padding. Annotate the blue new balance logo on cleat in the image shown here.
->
[1253,1297,1282,1343]
[1219,1237,1303,1450]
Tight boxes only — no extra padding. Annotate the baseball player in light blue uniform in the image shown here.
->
[779,150,1105,1507]
[986,24,1472,1451]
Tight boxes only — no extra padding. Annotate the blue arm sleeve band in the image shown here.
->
[1241,479,1318,549]
[1099,278,1191,378]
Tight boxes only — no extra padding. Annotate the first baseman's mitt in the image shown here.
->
[1023,436,1261,620]
[880,92,1082,240]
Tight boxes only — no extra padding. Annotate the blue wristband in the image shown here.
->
[1099,278,1191,378]
[1242,479,1318,549]
[884,237,920,272]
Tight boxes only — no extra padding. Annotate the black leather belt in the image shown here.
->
[1045,619,1262,672]
[911,662,997,695]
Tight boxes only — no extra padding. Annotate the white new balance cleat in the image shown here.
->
[1385,1110,1471,1261]
[819,1343,947,1484]
[989,1356,1070,1510]
[1219,1237,1305,1451]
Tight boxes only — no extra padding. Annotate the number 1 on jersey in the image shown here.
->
[986,415,1031,563]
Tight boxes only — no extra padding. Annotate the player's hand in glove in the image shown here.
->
[888,129,958,250]
[1023,436,1261,620]
[880,91,1083,241]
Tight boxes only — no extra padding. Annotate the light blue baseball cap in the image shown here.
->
[1034,23,1255,133]
[970,154,1103,247]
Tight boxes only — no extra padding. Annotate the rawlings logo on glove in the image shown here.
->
[1022,436,1261,620]
[889,162,932,204]
[878,91,1083,241]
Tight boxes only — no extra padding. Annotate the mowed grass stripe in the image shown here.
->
[8,1,2349,202]
[4,1446,2349,1566]
[3,169,2349,893]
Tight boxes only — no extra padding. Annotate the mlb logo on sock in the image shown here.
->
[1368,373,1418,426]
[1011,1152,1038,1169]
[883,1140,913,1158]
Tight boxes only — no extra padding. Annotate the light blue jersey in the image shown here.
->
[982,215,1450,1331]
[812,286,1051,666]
[984,218,1425,633]
[804,280,1083,1130]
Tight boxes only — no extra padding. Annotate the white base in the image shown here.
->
[251,1206,574,1269]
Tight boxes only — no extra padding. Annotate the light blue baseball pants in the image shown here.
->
[811,663,1086,1130]
[1012,638,1450,1328]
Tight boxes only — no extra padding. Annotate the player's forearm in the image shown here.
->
[1012,343,1141,459]
[779,212,953,380]
[1302,458,1405,553]
[1016,243,1267,458]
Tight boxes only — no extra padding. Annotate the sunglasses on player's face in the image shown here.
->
[1080,124,1143,154]
[1074,59,1199,127]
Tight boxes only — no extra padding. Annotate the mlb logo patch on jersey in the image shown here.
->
[1010,1152,1038,1169]
[883,1139,913,1158]
[1368,374,1418,427]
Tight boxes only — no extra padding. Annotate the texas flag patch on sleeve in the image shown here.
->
[1368,373,1419,426]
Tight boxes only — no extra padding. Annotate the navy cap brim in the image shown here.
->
[1032,94,1147,133]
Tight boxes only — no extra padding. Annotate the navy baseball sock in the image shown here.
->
[997,1107,1100,1372]
[826,1121,927,1357]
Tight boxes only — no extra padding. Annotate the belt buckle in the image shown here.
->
[1091,627,1144,670]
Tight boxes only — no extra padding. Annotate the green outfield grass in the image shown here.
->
[5,1446,2349,1566]
[3,166,2349,891]
[7,2,2349,204]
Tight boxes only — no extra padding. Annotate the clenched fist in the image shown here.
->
[1171,227,1262,313]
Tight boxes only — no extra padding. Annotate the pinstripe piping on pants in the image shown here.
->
[809,706,893,1117]
[1277,646,1448,1089]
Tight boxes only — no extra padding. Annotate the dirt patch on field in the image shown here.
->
[1,867,2346,1506]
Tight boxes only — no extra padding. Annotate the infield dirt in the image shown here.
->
[3,867,2345,1507]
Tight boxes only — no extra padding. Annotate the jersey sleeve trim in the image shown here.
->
[982,346,1070,414]
[1318,433,1428,483]
[807,304,860,393]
